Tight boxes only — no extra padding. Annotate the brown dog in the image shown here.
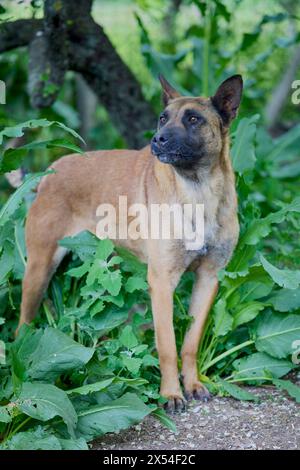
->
[18,74,242,412]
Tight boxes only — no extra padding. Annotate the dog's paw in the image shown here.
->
[164,396,187,414]
[162,393,187,414]
[183,381,211,402]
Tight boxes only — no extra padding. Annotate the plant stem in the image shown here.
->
[227,376,273,383]
[6,416,32,441]
[14,224,26,267]
[43,301,57,328]
[202,339,254,373]
[174,293,187,317]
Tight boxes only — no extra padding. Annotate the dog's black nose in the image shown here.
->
[153,133,168,146]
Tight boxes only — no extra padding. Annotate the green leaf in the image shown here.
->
[23,138,83,154]
[0,148,28,174]
[11,325,43,383]
[59,231,98,261]
[26,327,94,380]
[0,139,83,174]
[255,311,300,359]
[76,392,151,440]
[233,301,265,328]
[0,406,12,423]
[260,254,300,289]
[90,299,105,316]
[67,378,114,396]
[238,280,273,302]
[218,379,258,401]
[213,298,233,336]
[121,356,143,374]
[58,437,88,450]
[115,246,147,275]
[96,238,115,260]
[231,115,259,175]
[0,241,15,284]
[266,123,300,161]
[78,307,128,333]
[225,245,257,277]
[233,352,293,381]
[0,171,54,227]
[115,377,149,388]
[17,382,77,437]
[96,269,122,296]
[4,428,62,450]
[0,119,52,144]
[125,276,148,293]
[67,260,91,278]
[273,379,300,403]
[0,119,85,146]
[152,408,177,433]
[54,121,85,145]
[268,288,300,312]
[119,325,139,349]
[241,197,300,246]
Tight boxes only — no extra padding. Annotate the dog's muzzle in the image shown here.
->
[151,133,200,166]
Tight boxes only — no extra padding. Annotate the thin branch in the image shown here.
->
[0,19,42,53]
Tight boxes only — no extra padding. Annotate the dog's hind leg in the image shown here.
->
[18,245,67,333]
[17,198,72,334]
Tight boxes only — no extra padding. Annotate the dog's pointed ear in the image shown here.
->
[159,74,181,106]
[211,75,243,126]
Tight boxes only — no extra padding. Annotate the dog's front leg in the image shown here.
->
[148,266,185,412]
[181,263,218,401]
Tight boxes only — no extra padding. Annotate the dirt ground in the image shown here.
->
[92,386,300,450]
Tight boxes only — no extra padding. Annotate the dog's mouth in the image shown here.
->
[155,151,184,164]
[151,141,200,166]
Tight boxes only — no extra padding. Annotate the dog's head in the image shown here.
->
[151,75,243,171]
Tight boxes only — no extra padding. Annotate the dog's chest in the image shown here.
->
[174,179,221,266]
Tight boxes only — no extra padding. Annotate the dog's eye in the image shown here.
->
[189,116,199,124]
[159,114,167,124]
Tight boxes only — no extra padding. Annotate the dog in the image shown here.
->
[18,74,242,412]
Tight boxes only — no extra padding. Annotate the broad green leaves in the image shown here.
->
[3,428,62,451]
[0,171,53,227]
[260,255,300,290]
[255,311,300,359]
[213,298,233,336]
[12,326,94,382]
[26,328,94,381]
[218,380,258,402]
[232,353,293,381]
[232,302,265,329]
[120,325,139,349]
[240,197,300,247]
[231,114,259,175]
[3,429,88,450]
[272,380,300,403]
[60,232,148,336]
[76,392,152,440]
[268,289,300,313]
[0,119,85,174]
[17,382,77,437]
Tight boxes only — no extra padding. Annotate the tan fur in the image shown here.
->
[19,87,240,410]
